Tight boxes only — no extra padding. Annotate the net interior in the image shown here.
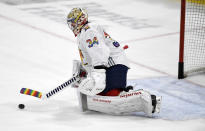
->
[184,0,205,74]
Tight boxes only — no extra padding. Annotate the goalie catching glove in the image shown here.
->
[78,68,106,96]
[71,60,106,96]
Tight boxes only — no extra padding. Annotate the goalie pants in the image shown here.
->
[101,64,128,94]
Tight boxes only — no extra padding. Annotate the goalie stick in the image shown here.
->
[19,45,130,99]
[20,75,79,99]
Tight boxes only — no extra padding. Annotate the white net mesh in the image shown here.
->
[184,0,205,74]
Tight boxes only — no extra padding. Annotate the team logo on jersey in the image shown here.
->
[113,41,120,47]
[104,32,120,48]
[86,37,99,48]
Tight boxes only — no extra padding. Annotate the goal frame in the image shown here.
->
[178,0,205,79]
[178,0,186,79]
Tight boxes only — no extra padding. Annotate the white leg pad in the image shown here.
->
[85,90,153,116]
[77,91,88,112]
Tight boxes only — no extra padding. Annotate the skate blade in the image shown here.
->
[155,96,162,113]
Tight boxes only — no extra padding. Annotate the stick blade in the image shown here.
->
[20,88,42,99]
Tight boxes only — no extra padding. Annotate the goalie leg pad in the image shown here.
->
[86,90,154,116]
[140,90,153,116]
[77,91,88,112]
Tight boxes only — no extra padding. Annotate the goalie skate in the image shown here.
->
[151,95,162,113]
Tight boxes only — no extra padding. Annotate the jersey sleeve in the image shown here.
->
[84,30,110,67]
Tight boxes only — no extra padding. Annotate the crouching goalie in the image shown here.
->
[67,8,161,117]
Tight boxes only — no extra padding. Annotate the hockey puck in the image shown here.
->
[18,104,25,109]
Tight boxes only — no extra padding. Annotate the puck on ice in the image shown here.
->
[18,104,25,109]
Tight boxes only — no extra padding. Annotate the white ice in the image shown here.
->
[0,0,205,131]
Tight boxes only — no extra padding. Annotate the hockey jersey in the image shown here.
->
[77,23,129,71]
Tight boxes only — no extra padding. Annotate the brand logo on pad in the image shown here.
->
[120,92,141,98]
[93,98,111,103]
[87,37,99,48]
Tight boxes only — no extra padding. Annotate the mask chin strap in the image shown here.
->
[73,22,88,37]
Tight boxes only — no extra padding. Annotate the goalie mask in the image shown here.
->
[67,8,88,37]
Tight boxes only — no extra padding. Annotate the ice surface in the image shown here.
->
[0,0,205,131]
[129,76,205,120]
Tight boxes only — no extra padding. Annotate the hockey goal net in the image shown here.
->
[178,0,205,79]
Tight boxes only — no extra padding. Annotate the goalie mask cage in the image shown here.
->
[178,0,205,79]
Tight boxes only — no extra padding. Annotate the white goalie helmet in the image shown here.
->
[67,8,88,36]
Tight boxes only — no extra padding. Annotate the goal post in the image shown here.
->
[178,0,205,79]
